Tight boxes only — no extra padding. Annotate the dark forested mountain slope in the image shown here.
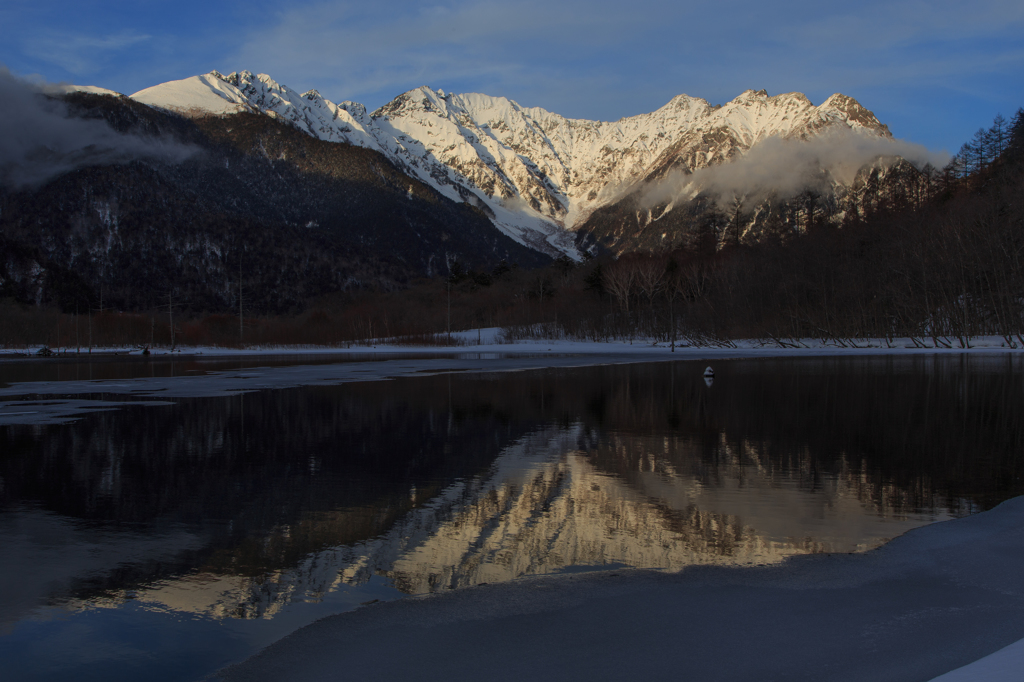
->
[0,92,547,314]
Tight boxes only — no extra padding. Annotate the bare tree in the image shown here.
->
[663,258,683,351]
[603,258,638,313]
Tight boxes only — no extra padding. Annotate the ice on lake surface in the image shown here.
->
[1,353,1023,681]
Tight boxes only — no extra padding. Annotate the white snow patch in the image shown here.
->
[131,74,254,116]
[927,637,1024,681]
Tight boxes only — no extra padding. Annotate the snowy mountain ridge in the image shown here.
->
[130,71,892,257]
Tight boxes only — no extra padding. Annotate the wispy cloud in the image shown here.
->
[770,0,1024,51]
[0,66,198,189]
[23,30,150,75]
[639,129,950,211]
[221,0,1024,136]
[228,0,651,107]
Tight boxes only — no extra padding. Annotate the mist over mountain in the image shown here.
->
[558,126,951,253]
[639,128,947,211]
[0,69,198,189]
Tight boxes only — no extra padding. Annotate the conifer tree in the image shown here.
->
[970,127,990,171]
[1007,107,1024,159]
[989,114,1009,158]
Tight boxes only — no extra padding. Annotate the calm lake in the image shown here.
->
[1,353,1023,681]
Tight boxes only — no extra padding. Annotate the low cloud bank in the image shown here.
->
[640,128,950,210]
[0,67,198,189]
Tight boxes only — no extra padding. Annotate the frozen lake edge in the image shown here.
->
[2,335,1022,427]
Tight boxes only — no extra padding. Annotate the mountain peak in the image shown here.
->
[819,93,891,136]
[131,72,253,115]
[736,88,769,99]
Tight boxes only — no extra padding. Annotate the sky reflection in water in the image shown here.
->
[1,354,1023,681]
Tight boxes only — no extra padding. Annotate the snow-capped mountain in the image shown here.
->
[131,71,892,257]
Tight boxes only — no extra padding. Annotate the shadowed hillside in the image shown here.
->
[0,92,548,315]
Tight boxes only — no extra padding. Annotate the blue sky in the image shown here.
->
[2,0,1022,153]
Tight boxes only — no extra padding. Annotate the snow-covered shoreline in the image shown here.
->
[1,333,1020,427]
[2,329,1021,360]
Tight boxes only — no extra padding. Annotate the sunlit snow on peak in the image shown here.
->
[128,72,897,259]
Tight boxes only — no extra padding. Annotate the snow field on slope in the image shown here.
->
[131,74,253,115]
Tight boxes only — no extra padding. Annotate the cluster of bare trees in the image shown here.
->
[0,302,161,352]
[712,183,1024,347]
[582,253,722,347]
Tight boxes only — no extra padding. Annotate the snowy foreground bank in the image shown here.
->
[212,496,1024,682]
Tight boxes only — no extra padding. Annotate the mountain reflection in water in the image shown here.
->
[2,354,1023,679]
